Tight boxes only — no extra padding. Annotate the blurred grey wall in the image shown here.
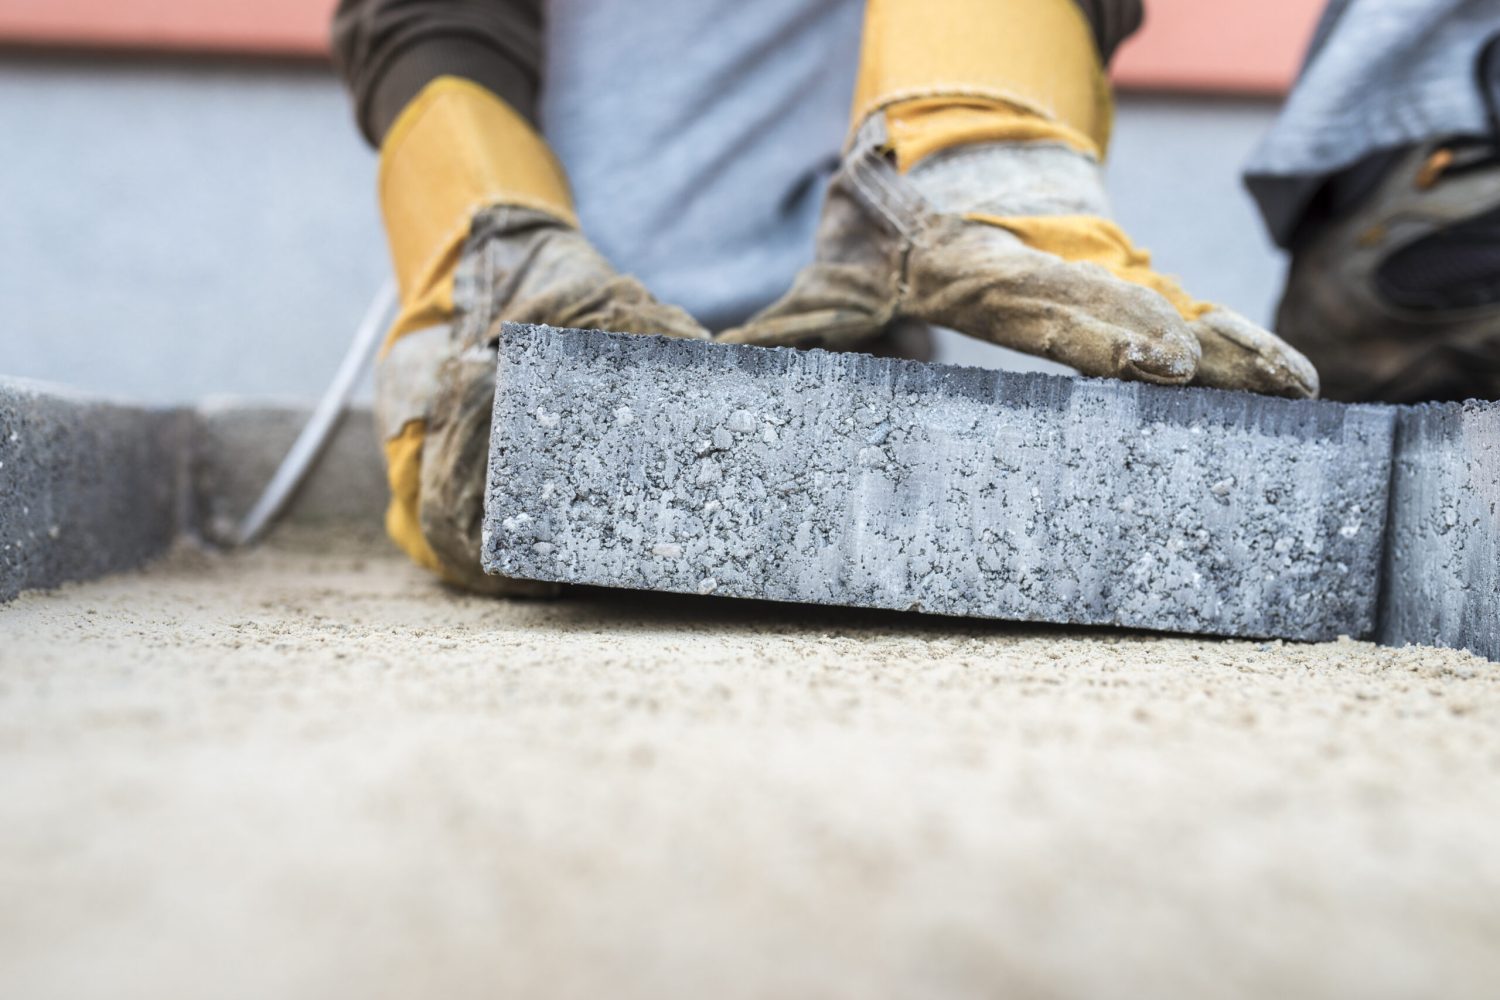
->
[0,57,386,404]
[0,55,1289,402]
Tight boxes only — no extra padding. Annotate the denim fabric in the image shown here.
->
[1245,0,1500,247]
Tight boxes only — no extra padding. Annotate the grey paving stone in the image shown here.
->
[1381,401,1500,661]
[0,378,187,602]
[483,324,1397,641]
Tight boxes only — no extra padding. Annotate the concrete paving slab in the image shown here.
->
[0,378,186,601]
[484,325,1397,641]
[1381,401,1500,661]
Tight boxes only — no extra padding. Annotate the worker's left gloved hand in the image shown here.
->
[723,109,1316,398]
[722,0,1316,398]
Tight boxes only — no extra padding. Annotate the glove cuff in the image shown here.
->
[378,76,577,343]
[906,140,1111,217]
[850,0,1113,165]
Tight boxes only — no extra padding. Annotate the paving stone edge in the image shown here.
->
[2,336,1496,662]
[1,382,386,601]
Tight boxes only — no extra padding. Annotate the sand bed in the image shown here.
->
[2,546,1498,999]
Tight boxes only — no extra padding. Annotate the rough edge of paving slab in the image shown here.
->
[1381,400,1500,661]
[188,400,386,547]
[0,377,189,602]
[483,324,1397,642]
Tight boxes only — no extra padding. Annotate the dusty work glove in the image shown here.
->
[374,77,708,594]
[722,0,1317,398]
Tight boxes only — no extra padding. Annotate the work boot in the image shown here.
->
[374,77,708,593]
[1276,138,1500,403]
[723,0,1316,398]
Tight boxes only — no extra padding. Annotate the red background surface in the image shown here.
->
[0,0,1324,94]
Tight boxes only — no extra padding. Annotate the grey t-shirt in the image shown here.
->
[541,0,863,330]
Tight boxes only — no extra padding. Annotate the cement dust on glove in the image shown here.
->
[722,0,1318,400]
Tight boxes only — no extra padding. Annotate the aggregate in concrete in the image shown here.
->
[0,378,186,602]
[1380,401,1500,661]
[483,324,1397,641]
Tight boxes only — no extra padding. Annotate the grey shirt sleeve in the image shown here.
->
[331,0,545,147]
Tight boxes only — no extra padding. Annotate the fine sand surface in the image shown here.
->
[2,545,1499,1000]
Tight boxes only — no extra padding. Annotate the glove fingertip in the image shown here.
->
[1120,333,1199,386]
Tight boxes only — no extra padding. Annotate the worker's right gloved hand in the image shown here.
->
[374,77,708,594]
[723,0,1317,399]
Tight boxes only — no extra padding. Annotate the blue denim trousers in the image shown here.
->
[1245,0,1500,246]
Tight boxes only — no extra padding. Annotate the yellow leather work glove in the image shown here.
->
[723,0,1317,398]
[375,77,709,593]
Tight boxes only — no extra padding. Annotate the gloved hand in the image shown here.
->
[723,0,1317,399]
[374,77,708,593]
